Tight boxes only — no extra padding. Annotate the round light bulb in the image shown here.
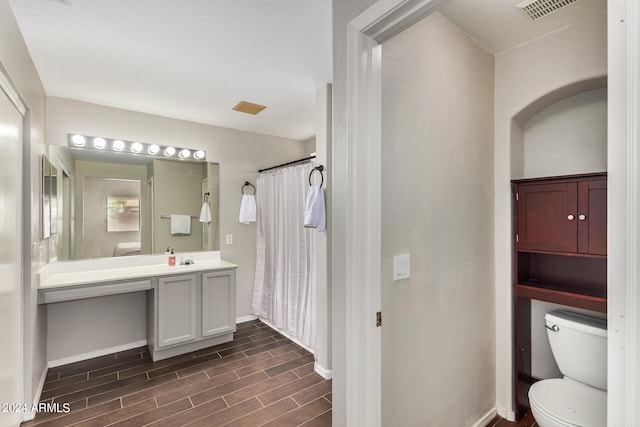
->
[194,150,205,160]
[131,142,143,153]
[93,137,106,149]
[164,146,176,156]
[71,134,86,147]
[148,144,160,155]
[113,140,125,151]
[179,149,191,159]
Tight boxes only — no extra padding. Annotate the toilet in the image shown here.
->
[528,310,607,427]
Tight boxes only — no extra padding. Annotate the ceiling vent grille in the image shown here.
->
[232,101,266,115]
[517,0,579,20]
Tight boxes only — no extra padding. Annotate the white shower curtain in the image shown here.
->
[251,163,317,349]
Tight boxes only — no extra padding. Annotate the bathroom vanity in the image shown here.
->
[511,172,607,418]
[38,252,237,362]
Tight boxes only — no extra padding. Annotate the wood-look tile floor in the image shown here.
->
[22,320,331,427]
[487,411,537,427]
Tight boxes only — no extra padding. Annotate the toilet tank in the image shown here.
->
[545,310,607,390]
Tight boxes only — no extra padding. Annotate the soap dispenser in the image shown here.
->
[168,249,176,266]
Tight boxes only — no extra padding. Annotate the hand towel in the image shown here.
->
[304,184,326,231]
[170,214,192,235]
[199,202,212,223]
[239,194,257,224]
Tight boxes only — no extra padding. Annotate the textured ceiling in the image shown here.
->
[9,0,605,141]
[9,0,332,140]
[438,0,607,54]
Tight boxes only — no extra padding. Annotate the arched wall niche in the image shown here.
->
[509,75,607,179]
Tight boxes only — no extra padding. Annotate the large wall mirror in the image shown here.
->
[47,144,219,262]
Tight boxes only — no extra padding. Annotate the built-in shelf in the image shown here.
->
[515,283,606,313]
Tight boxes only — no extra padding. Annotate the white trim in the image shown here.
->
[346,1,443,425]
[0,62,27,116]
[471,407,498,427]
[495,405,517,422]
[47,340,147,368]
[314,361,332,380]
[255,317,316,355]
[625,0,640,424]
[236,314,258,324]
[22,366,48,422]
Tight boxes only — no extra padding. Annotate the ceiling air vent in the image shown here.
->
[232,101,266,115]
[517,0,579,20]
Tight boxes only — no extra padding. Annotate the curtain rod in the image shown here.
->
[258,155,316,173]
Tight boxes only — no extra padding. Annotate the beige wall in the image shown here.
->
[45,97,307,360]
[494,11,607,415]
[524,88,607,178]
[381,12,495,425]
[0,0,48,412]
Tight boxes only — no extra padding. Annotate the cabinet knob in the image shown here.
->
[567,215,575,221]
[579,214,586,221]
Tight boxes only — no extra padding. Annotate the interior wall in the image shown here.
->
[381,12,495,425]
[494,11,607,417]
[44,97,306,361]
[524,88,607,178]
[0,0,48,415]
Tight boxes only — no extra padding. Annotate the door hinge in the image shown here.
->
[376,311,382,327]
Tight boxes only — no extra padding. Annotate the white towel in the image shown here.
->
[304,184,326,231]
[170,214,192,235]
[199,202,212,223]
[239,194,257,224]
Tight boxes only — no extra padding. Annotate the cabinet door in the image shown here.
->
[578,179,607,255]
[201,270,236,338]
[516,182,577,253]
[157,275,197,347]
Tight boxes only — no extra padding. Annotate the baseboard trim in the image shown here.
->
[495,405,516,422]
[236,314,258,324]
[314,361,332,380]
[47,340,148,368]
[22,365,49,422]
[471,407,498,427]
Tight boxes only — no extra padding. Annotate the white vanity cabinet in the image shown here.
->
[148,267,236,361]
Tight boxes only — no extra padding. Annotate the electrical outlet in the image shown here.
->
[226,234,233,245]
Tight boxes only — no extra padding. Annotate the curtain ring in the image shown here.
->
[309,165,324,187]
[242,181,256,195]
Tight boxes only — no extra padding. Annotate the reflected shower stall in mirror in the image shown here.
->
[46,142,220,262]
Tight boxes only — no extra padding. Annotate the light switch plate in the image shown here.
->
[393,254,410,281]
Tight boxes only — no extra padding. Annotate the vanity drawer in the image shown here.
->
[39,279,152,304]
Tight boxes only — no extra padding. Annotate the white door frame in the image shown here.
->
[344,1,444,425]
[0,61,28,424]
[345,0,639,425]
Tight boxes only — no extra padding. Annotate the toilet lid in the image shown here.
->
[529,379,606,427]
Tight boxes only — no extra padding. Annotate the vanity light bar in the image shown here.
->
[67,134,206,161]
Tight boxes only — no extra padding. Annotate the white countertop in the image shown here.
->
[40,254,237,289]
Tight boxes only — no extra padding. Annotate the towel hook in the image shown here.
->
[242,181,256,195]
[309,165,324,187]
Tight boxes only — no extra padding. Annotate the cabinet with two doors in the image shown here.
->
[511,172,607,417]
[147,268,236,361]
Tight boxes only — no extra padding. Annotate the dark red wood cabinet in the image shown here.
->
[515,177,607,256]
[511,172,607,418]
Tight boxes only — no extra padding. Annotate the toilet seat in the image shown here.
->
[529,378,606,427]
